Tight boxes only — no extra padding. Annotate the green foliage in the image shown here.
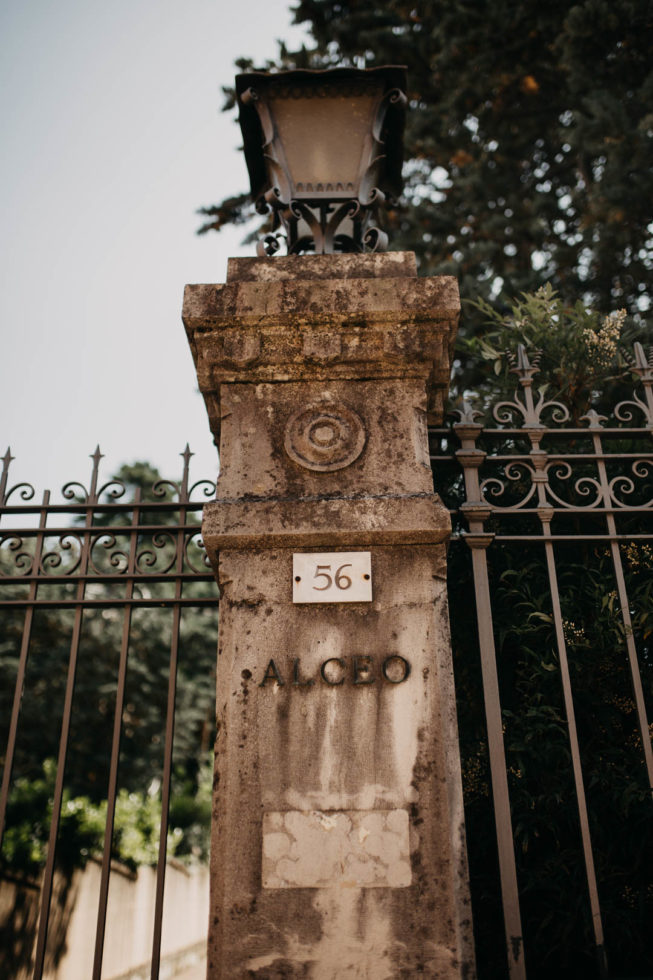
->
[168,755,213,863]
[461,284,637,418]
[201,0,653,325]
[0,758,212,878]
[0,761,93,877]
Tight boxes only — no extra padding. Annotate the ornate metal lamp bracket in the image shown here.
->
[240,73,407,255]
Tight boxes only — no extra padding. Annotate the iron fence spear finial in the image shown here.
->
[89,445,104,503]
[0,447,15,505]
[181,444,194,503]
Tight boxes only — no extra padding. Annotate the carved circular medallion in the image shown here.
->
[284,400,366,472]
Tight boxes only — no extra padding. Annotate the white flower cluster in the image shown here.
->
[624,542,653,570]
[562,619,586,645]
[583,309,626,368]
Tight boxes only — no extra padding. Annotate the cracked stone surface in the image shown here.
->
[262,810,411,889]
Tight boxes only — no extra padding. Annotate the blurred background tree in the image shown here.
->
[199,0,653,338]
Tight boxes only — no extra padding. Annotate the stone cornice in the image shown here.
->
[182,255,460,439]
[183,275,458,337]
[226,251,418,282]
[202,492,451,560]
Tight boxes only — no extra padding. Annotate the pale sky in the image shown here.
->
[0,0,308,498]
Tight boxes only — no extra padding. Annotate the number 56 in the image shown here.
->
[313,563,353,591]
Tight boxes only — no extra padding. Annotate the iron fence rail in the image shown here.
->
[0,446,218,980]
[430,342,653,980]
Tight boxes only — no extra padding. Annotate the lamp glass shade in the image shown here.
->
[268,84,383,198]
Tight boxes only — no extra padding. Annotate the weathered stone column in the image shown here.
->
[182,251,475,979]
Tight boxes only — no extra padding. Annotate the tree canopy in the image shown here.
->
[199,0,653,322]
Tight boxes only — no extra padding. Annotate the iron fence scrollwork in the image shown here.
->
[431,342,653,979]
[0,446,218,980]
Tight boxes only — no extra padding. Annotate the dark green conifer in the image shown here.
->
[200,0,653,323]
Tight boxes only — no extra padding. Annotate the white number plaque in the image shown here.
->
[293,552,372,604]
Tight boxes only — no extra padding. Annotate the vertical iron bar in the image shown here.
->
[609,539,653,790]
[149,602,181,979]
[150,449,191,978]
[510,346,608,973]
[91,490,142,980]
[455,416,526,979]
[468,542,526,979]
[33,449,102,979]
[0,490,49,848]
[588,425,653,791]
[540,520,608,977]
[523,411,608,975]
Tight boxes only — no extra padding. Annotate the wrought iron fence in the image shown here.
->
[430,342,653,980]
[1,344,652,979]
[0,447,218,980]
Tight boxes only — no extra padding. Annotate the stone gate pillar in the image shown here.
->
[182,251,475,979]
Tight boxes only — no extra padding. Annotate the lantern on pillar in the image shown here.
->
[235,66,407,256]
